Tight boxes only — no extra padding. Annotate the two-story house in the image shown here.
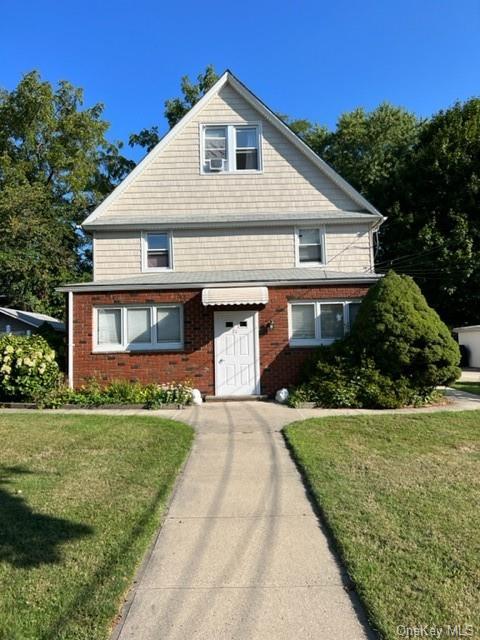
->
[59,71,384,397]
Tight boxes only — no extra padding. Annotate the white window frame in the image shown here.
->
[141,231,173,272]
[288,299,362,347]
[295,226,326,267]
[200,123,263,175]
[93,304,184,353]
[95,307,123,351]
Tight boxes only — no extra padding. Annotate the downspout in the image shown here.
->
[68,291,74,389]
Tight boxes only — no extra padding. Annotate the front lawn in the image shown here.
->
[284,412,480,639]
[452,381,480,396]
[0,412,193,640]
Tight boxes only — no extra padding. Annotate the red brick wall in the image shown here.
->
[72,284,369,395]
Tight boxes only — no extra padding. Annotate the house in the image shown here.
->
[59,71,384,397]
[0,307,65,336]
[454,326,480,368]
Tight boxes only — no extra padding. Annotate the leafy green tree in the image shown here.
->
[0,71,132,316]
[378,99,480,325]
[129,65,219,152]
[306,103,421,208]
[352,271,460,388]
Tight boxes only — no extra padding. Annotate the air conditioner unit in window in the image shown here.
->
[208,158,225,172]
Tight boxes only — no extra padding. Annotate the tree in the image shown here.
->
[352,271,460,389]
[378,99,480,325]
[129,65,219,152]
[306,103,421,208]
[0,71,133,316]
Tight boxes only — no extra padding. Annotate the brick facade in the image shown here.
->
[72,284,369,396]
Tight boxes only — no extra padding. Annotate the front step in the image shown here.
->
[205,394,269,402]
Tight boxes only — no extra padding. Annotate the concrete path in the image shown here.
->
[113,401,375,640]
[2,389,479,638]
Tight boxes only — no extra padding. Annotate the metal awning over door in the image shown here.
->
[202,286,269,306]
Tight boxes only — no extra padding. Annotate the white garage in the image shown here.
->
[454,325,480,368]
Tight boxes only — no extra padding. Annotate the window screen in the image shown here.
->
[146,233,170,269]
[97,309,121,345]
[156,307,181,343]
[298,228,323,263]
[127,308,151,344]
[291,304,316,339]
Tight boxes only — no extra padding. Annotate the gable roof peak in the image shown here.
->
[83,70,382,227]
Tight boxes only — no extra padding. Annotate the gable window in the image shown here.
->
[143,233,172,271]
[235,127,258,170]
[204,127,227,171]
[289,300,361,346]
[297,228,325,266]
[202,124,261,173]
[94,305,183,352]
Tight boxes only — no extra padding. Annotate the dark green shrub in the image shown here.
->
[0,334,60,401]
[289,271,460,408]
[351,271,461,388]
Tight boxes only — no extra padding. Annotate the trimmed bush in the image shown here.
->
[351,271,461,388]
[0,334,60,401]
[289,271,460,409]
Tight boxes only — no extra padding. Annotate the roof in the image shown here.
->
[453,325,480,333]
[87,210,382,231]
[83,70,383,229]
[58,267,380,293]
[0,307,65,332]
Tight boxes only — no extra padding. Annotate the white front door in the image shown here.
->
[214,310,259,396]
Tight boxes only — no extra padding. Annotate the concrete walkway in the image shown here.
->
[113,401,375,640]
[2,389,479,639]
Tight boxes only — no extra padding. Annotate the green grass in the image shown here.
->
[284,411,480,640]
[0,412,193,640]
[452,381,480,396]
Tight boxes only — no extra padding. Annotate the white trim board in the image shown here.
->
[82,70,382,228]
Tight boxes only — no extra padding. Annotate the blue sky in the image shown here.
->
[1,0,479,161]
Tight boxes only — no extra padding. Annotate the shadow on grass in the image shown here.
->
[0,464,93,568]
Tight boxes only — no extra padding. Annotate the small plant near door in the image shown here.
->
[289,271,461,409]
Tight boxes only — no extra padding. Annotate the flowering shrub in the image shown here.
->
[40,378,194,408]
[0,334,60,401]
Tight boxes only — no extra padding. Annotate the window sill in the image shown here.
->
[200,169,263,176]
[289,339,336,348]
[93,344,184,354]
[295,263,326,268]
[141,267,174,273]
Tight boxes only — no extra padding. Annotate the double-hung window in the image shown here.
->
[297,228,325,266]
[202,124,261,173]
[143,233,172,271]
[95,305,183,352]
[289,301,361,346]
[204,127,228,171]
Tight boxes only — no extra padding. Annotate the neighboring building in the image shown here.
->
[0,307,65,336]
[59,71,384,397]
[454,326,480,368]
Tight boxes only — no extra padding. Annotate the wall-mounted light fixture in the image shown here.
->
[266,319,275,332]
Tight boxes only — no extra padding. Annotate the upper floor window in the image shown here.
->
[202,124,261,173]
[297,227,325,266]
[142,232,172,271]
[296,228,325,266]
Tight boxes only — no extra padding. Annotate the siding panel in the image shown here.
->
[93,224,373,280]
[101,85,360,218]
